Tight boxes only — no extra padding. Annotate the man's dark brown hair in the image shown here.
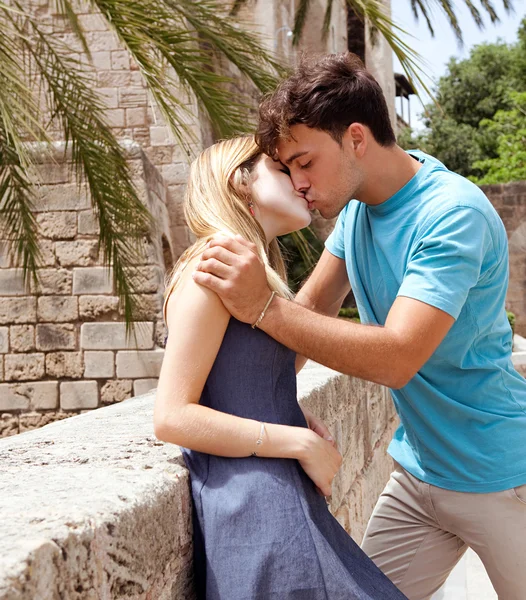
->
[256,52,396,158]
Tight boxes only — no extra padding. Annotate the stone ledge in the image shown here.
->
[0,363,396,599]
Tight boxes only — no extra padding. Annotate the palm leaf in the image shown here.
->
[322,0,336,40]
[293,0,312,46]
[2,0,286,326]
[0,125,41,283]
[7,4,153,327]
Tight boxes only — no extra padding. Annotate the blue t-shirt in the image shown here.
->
[325,150,526,493]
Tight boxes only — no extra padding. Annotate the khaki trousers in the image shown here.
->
[361,464,526,600]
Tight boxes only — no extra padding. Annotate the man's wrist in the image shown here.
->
[251,289,276,329]
[256,293,286,332]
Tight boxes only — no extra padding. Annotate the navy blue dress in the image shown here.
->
[182,318,407,599]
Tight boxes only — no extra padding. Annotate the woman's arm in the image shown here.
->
[153,258,342,495]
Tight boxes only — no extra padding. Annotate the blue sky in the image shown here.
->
[391,1,526,129]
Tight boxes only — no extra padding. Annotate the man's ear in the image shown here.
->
[344,123,367,158]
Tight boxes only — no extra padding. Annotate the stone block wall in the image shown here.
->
[0,143,172,436]
[482,181,526,336]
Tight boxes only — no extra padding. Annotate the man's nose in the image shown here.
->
[291,171,310,193]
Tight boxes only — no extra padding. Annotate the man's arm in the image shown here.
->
[193,235,454,389]
[259,293,453,389]
[293,249,351,372]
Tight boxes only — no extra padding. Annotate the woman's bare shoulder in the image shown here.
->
[164,253,229,333]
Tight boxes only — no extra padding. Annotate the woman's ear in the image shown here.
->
[230,167,250,196]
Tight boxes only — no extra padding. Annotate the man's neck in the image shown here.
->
[357,145,422,207]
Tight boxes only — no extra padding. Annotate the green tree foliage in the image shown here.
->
[473,91,526,184]
[400,18,526,183]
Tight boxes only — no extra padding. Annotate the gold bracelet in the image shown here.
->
[251,422,266,457]
[251,291,276,329]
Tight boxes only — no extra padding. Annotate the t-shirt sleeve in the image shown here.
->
[324,205,348,259]
[397,206,496,319]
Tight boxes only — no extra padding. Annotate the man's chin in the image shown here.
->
[317,206,341,220]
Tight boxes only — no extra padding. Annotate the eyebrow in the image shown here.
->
[283,151,309,166]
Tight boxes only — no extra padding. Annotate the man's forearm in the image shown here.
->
[261,296,411,388]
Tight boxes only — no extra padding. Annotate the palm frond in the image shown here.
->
[293,0,312,46]
[52,0,92,59]
[409,0,435,37]
[0,125,41,284]
[347,1,434,99]
[410,0,514,45]
[8,3,153,327]
[0,4,50,281]
[75,0,285,143]
[322,0,335,41]
[2,0,287,326]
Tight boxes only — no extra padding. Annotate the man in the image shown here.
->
[193,53,526,599]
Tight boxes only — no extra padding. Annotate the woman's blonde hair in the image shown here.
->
[164,136,293,317]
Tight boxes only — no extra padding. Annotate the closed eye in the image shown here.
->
[300,160,312,170]
[280,166,290,175]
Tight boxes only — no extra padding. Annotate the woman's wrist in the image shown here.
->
[292,427,317,462]
[257,423,315,461]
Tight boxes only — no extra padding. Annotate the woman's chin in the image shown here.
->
[279,215,312,237]
[300,213,313,229]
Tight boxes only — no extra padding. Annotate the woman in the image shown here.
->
[154,137,407,600]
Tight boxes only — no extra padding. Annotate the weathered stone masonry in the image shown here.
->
[481,182,526,337]
[0,143,171,436]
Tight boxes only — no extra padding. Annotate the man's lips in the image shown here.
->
[307,200,315,210]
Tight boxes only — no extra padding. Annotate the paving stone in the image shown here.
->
[0,413,18,437]
[111,50,130,70]
[77,210,100,235]
[119,294,162,320]
[129,266,164,293]
[119,87,147,108]
[18,411,70,433]
[33,184,90,212]
[0,297,36,325]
